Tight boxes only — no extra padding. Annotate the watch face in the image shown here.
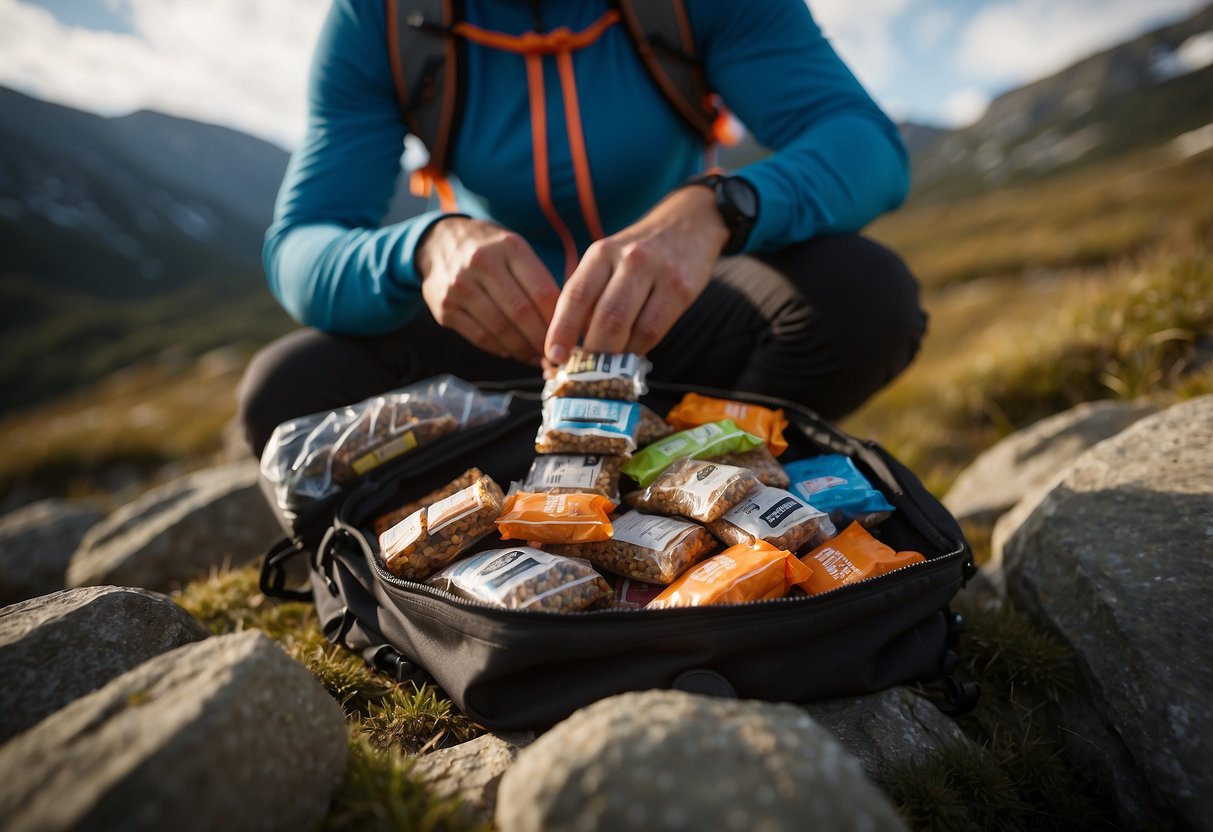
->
[722,177,758,221]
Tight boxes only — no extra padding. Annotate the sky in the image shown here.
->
[0,0,1206,150]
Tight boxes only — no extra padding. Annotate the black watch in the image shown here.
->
[686,173,759,256]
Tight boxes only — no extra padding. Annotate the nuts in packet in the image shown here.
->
[427,547,612,612]
[636,404,676,445]
[648,539,813,609]
[543,349,651,400]
[712,446,790,488]
[798,522,925,596]
[547,510,717,584]
[626,458,761,523]
[535,397,641,456]
[496,491,615,544]
[378,474,505,580]
[620,420,764,487]
[665,392,790,457]
[707,486,836,553]
[522,454,622,502]
[373,467,486,535]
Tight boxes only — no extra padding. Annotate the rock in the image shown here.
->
[944,400,1157,527]
[67,461,280,592]
[495,690,906,832]
[1003,395,1213,829]
[0,585,208,743]
[0,499,103,606]
[0,629,347,832]
[807,687,989,787]
[412,731,535,822]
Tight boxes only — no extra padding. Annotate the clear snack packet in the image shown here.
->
[427,547,612,612]
[712,446,790,488]
[522,454,623,502]
[707,486,836,554]
[260,375,511,510]
[648,540,813,609]
[378,475,505,580]
[665,392,790,456]
[798,522,925,596]
[636,404,676,445]
[626,458,762,523]
[373,467,486,535]
[535,397,641,455]
[784,454,896,529]
[543,349,651,400]
[547,510,717,584]
[621,420,764,487]
[496,491,616,544]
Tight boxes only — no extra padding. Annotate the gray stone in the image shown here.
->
[0,585,208,743]
[1003,395,1213,830]
[944,400,1157,527]
[0,629,348,832]
[67,461,280,592]
[412,731,534,822]
[495,690,906,832]
[0,499,103,606]
[807,687,989,787]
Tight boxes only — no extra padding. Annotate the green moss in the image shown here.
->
[323,734,488,832]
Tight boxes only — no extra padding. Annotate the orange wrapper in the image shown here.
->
[495,491,615,544]
[665,393,790,457]
[797,522,925,596]
[648,539,812,609]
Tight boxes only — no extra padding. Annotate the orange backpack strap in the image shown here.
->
[386,0,465,177]
[611,0,718,144]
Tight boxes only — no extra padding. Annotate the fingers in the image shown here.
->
[445,307,511,359]
[582,257,653,354]
[545,248,612,365]
[459,280,540,363]
[499,245,559,358]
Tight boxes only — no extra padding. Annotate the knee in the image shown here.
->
[236,344,289,459]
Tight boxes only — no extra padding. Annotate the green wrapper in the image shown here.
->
[620,420,763,487]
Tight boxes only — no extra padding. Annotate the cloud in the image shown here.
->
[0,0,328,148]
[911,7,955,51]
[809,0,913,93]
[939,87,990,126]
[956,0,1206,86]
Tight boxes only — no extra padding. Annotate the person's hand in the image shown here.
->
[544,185,729,364]
[416,217,560,364]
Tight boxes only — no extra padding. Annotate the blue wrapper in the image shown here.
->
[784,454,895,528]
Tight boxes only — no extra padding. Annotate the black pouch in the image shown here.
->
[260,380,974,731]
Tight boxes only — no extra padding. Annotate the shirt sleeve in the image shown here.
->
[264,0,453,335]
[689,0,910,252]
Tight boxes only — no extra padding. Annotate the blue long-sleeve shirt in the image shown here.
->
[266,0,909,335]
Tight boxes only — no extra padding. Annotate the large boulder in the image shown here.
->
[0,499,103,606]
[1003,395,1213,830]
[807,686,988,787]
[495,690,906,832]
[944,400,1157,528]
[0,585,208,743]
[412,731,535,823]
[0,629,348,832]
[67,462,280,592]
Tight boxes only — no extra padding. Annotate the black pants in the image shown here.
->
[239,234,927,456]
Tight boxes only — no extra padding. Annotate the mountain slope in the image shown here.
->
[909,4,1213,201]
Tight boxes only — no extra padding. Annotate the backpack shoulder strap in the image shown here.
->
[611,0,717,143]
[385,0,465,173]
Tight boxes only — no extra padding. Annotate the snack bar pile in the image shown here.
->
[364,351,926,613]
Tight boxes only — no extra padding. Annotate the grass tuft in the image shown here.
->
[360,685,481,755]
[323,734,488,832]
[955,600,1075,700]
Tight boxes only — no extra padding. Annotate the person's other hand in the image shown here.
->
[416,217,560,364]
[544,185,729,364]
